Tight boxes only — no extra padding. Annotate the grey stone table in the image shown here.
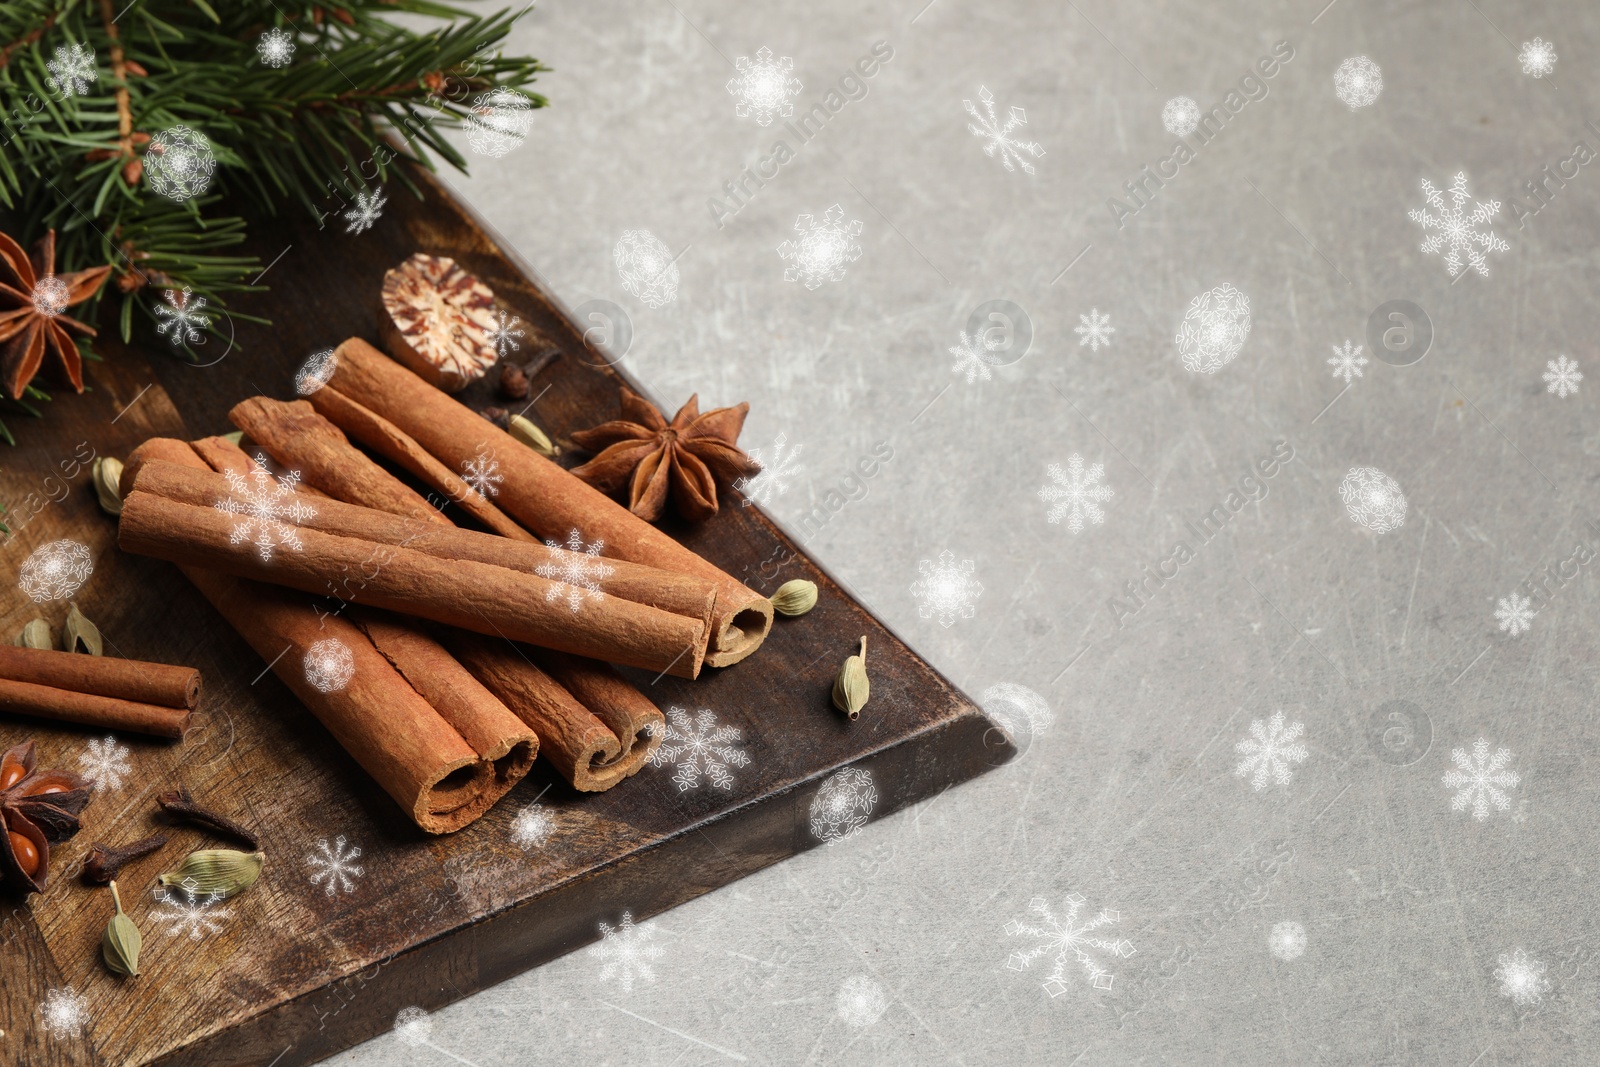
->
[329,0,1600,1063]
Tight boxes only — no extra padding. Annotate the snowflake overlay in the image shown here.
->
[307,835,365,895]
[46,43,97,98]
[257,27,295,68]
[778,205,863,289]
[77,735,131,791]
[595,911,664,992]
[1495,592,1536,637]
[648,707,751,791]
[1235,710,1309,791]
[1338,466,1407,533]
[1408,173,1509,279]
[343,186,387,235]
[214,462,317,561]
[950,330,1003,383]
[154,286,210,347]
[837,975,888,1027]
[488,310,526,357]
[304,638,356,693]
[1442,737,1519,821]
[1328,339,1368,384]
[964,86,1044,175]
[1333,56,1382,109]
[1075,308,1114,352]
[1269,920,1307,961]
[31,275,68,317]
[980,683,1053,745]
[19,539,93,602]
[726,46,801,126]
[1176,284,1251,374]
[1496,948,1551,1005]
[295,349,336,396]
[534,529,615,612]
[466,87,533,158]
[151,877,233,940]
[394,1006,433,1046]
[37,986,89,1037]
[1519,38,1557,79]
[1039,455,1113,534]
[146,125,216,202]
[1162,96,1200,137]
[461,446,503,499]
[810,767,877,844]
[1005,893,1135,995]
[1543,355,1582,398]
[735,433,803,506]
[510,802,554,850]
[911,550,983,627]
[613,229,679,308]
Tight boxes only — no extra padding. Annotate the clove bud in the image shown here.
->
[156,786,261,850]
[83,832,169,885]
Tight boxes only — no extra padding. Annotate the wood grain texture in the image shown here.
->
[0,165,1007,1067]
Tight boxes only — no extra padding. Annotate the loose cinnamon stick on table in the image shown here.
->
[0,645,199,710]
[322,337,774,668]
[0,677,190,739]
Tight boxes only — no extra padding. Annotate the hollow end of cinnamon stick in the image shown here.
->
[705,595,775,669]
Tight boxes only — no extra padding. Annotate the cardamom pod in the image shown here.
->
[62,603,103,656]
[508,413,559,457]
[13,618,54,650]
[770,579,818,617]
[831,635,869,720]
[220,430,244,446]
[102,880,141,977]
[158,849,265,899]
[93,456,125,517]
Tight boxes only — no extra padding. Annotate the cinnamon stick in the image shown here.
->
[0,677,189,739]
[0,645,199,710]
[324,337,774,667]
[529,648,664,782]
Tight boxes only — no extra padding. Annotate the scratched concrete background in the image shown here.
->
[328,1,1600,1064]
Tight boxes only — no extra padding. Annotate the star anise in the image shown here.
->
[0,740,92,895]
[0,229,113,400]
[570,387,761,522]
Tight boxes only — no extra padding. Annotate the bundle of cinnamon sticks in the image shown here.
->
[0,645,199,739]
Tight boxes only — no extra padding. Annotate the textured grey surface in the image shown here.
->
[328,1,1600,1063]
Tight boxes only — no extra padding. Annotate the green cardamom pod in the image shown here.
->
[93,456,125,517]
[62,603,103,656]
[102,881,141,977]
[831,635,869,720]
[507,413,559,457]
[220,430,244,446]
[13,618,55,650]
[770,579,818,617]
[158,849,265,899]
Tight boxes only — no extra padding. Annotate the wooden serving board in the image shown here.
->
[0,167,1007,1067]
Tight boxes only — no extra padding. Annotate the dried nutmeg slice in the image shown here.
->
[379,253,500,393]
[0,740,92,893]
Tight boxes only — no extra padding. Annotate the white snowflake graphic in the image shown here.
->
[37,986,89,1037]
[1408,172,1509,279]
[534,529,615,612]
[1443,737,1519,821]
[1269,920,1307,961]
[146,125,216,202]
[735,433,803,506]
[1176,283,1251,374]
[153,285,210,347]
[1333,55,1382,109]
[151,876,233,940]
[77,735,131,791]
[1496,948,1551,1005]
[460,445,503,500]
[1328,339,1368,383]
[980,683,1053,747]
[257,27,295,68]
[1074,308,1114,352]
[1005,893,1135,995]
[950,330,1003,383]
[31,275,68,317]
[647,707,750,792]
[726,46,800,127]
[488,310,525,357]
[1339,466,1407,533]
[1039,455,1113,534]
[1543,355,1582,398]
[614,229,679,309]
[595,911,664,992]
[394,1006,433,1046]
[45,43,97,98]
[343,186,387,235]
[213,461,317,561]
[1234,710,1309,791]
[778,205,862,289]
[295,348,337,396]
[18,539,93,602]
[307,835,365,895]
[1519,38,1557,78]
[1162,95,1200,137]
[1495,592,1536,636]
[836,975,888,1028]
[304,638,356,693]
[809,767,877,844]
[911,550,983,627]
[963,86,1044,175]
[510,802,554,850]
[466,87,533,158]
